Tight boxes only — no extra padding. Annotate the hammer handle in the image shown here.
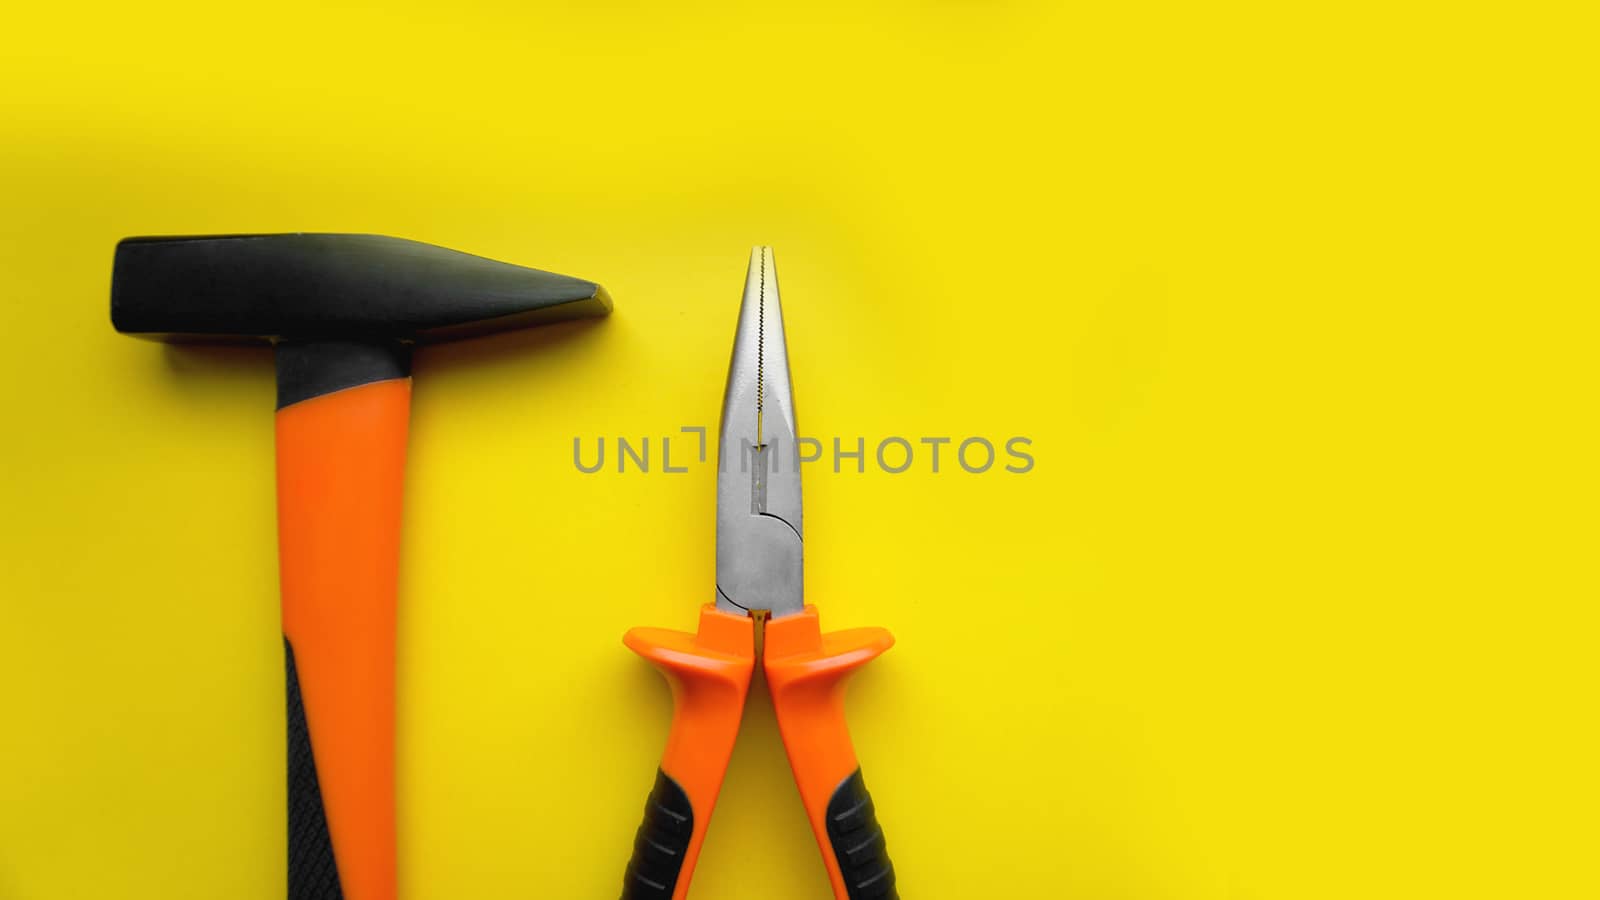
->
[276,377,411,900]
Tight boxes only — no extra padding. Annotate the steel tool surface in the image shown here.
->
[112,233,611,900]
[621,248,897,900]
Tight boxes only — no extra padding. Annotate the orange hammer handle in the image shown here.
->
[766,607,897,900]
[276,378,410,900]
[621,606,756,900]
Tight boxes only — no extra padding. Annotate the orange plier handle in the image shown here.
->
[620,605,897,900]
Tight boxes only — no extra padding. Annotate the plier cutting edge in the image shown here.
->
[620,248,898,900]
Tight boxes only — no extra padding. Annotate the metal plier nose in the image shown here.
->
[716,246,804,618]
[620,248,899,900]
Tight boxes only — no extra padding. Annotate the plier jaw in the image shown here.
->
[715,246,804,619]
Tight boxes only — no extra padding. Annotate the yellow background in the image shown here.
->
[2,2,1596,898]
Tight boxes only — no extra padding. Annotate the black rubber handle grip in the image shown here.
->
[827,769,898,900]
[621,769,695,900]
[285,638,345,899]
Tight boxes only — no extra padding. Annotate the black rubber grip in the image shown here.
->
[285,638,345,899]
[621,769,694,900]
[826,769,897,900]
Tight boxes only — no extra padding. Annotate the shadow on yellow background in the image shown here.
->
[1,1,1596,898]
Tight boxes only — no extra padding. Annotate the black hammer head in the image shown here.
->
[111,233,611,344]
[112,233,612,408]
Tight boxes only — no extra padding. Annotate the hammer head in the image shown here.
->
[111,233,611,343]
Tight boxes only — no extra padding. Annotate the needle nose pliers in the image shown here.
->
[620,248,899,900]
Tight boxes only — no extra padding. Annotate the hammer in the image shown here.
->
[111,234,611,900]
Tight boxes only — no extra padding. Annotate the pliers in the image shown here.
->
[620,248,899,900]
